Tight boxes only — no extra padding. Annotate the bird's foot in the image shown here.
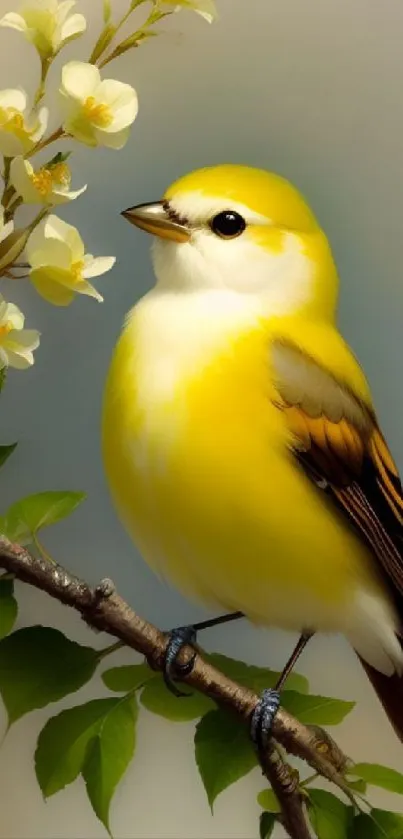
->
[250,688,281,756]
[163,625,198,697]
[162,611,244,697]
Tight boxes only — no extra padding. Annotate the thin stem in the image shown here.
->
[34,57,52,107]
[98,6,172,68]
[97,640,125,660]
[28,206,49,233]
[300,772,319,788]
[27,126,65,159]
[90,0,146,66]
[1,158,12,207]
[112,0,149,40]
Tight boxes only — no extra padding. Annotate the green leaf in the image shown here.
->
[349,763,403,795]
[102,662,155,692]
[48,150,72,167]
[282,691,355,725]
[206,652,309,695]
[308,789,354,839]
[259,811,277,839]
[0,626,98,724]
[83,695,138,834]
[195,708,258,809]
[140,674,213,721]
[35,698,118,796]
[257,788,281,813]
[0,578,17,638]
[352,810,403,839]
[0,442,17,468]
[0,490,85,544]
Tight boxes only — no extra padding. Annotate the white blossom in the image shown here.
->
[0,89,47,157]
[10,156,86,205]
[0,1,86,59]
[59,61,138,149]
[26,215,115,306]
[0,295,40,370]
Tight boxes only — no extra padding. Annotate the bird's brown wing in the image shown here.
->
[271,338,403,742]
[271,339,403,597]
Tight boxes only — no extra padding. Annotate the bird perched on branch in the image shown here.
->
[102,163,403,748]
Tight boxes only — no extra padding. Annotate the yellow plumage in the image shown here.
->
[102,164,403,688]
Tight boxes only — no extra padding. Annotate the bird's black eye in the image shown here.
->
[210,210,246,239]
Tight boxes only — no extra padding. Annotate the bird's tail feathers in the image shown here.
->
[358,651,403,743]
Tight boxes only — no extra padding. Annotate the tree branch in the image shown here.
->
[262,745,311,839]
[0,537,352,839]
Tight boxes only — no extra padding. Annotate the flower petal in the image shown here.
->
[61,60,100,101]
[0,130,25,157]
[82,255,116,278]
[3,347,34,369]
[26,219,73,268]
[74,279,103,302]
[6,328,40,351]
[57,0,77,24]
[0,87,27,111]
[28,240,72,271]
[46,215,84,260]
[5,302,25,331]
[96,80,138,132]
[0,12,28,33]
[95,125,130,150]
[33,215,84,261]
[29,106,49,142]
[0,346,8,369]
[10,156,40,203]
[51,183,87,204]
[0,297,8,323]
[60,12,86,42]
[62,110,98,145]
[30,268,76,305]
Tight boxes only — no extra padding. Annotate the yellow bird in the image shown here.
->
[102,164,403,743]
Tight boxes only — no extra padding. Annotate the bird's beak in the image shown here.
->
[121,201,191,243]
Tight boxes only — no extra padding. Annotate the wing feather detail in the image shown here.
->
[271,339,403,598]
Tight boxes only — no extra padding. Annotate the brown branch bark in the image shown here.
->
[262,745,311,839]
[0,537,352,839]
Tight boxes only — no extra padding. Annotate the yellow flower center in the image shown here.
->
[82,96,112,128]
[71,260,84,283]
[31,163,72,196]
[0,107,27,139]
[0,321,13,339]
[31,169,53,196]
[51,162,71,187]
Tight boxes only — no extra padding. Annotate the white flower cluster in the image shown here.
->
[0,0,216,371]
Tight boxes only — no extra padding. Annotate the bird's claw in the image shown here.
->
[250,688,281,755]
[163,625,198,696]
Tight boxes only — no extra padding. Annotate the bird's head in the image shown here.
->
[122,164,339,319]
